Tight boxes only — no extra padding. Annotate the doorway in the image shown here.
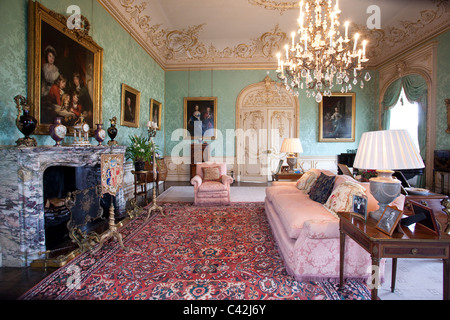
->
[235,76,299,182]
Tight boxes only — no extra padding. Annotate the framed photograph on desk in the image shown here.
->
[376,206,403,236]
[410,200,440,236]
[352,195,368,220]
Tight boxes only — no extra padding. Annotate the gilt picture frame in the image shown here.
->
[150,99,162,130]
[184,97,217,140]
[27,0,103,135]
[319,93,355,142]
[120,84,140,128]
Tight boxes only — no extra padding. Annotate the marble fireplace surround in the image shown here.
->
[0,145,126,267]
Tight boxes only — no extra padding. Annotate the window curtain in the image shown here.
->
[381,74,427,187]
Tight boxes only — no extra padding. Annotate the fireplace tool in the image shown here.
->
[146,121,164,220]
[92,194,126,254]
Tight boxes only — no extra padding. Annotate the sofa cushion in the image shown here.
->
[202,166,221,181]
[198,181,227,192]
[295,170,319,192]
[332,174,359,191]
[308,173,336,204]
[270,193,335,238]
[265,184,300,202]
[324,181,367,213]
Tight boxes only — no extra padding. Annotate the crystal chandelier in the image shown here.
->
[275,0,371,102]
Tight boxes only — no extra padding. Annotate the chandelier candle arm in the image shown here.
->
[275,0,370,102]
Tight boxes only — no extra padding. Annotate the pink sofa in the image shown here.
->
[265,168,405,282]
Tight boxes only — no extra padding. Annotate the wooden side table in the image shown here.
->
[338,211,450,300]
[131,170,149,202]
[144,159,167,194]
[272,172,303,181]
[405,192,449,233]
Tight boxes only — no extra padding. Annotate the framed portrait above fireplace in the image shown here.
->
[318,93,355,142]
[27,0,103,135]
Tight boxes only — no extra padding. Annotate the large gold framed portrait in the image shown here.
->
[27,0,103,135]
[184,97,217,140]
[319,93,356,142]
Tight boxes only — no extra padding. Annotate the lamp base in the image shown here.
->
[286,155,297,172]
[368,170,401,221]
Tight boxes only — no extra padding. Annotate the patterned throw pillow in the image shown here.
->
[202,166,221,181]
[295,170,319,193]
[308,173,336,204]
[324,181,367,213]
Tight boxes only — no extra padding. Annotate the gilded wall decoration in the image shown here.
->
[242,75,291,107]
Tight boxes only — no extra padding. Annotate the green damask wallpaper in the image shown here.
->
[0,0,165,148]
[165,69,378,157]
[436,30,450,150]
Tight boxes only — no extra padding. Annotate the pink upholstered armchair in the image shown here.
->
[190,162,233,206]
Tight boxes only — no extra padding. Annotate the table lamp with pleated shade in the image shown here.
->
[280,138,303,172]
[353,129,425,220]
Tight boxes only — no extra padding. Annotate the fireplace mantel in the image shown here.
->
[0,145,126,267]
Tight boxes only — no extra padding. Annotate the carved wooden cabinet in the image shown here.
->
[190,143,209,180]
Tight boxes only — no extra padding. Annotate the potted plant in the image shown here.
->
[125,134,156,171]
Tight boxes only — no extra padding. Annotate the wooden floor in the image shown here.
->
[0,180,271,300]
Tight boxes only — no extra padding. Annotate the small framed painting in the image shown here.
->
[120,84,140,128]
[184,97,217,140]
[319,93,355,142]
[150,99,162,130]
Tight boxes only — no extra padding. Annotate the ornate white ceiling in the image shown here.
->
[98,0,450,70]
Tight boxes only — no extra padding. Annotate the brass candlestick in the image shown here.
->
[92,196,127,253]
[146,124,164,220]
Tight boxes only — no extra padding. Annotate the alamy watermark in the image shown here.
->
[66,5,81,30]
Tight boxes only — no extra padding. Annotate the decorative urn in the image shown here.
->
[49,117,67,146]
[94,123,106,146]
[14,95,37,147]
[107,116,118,146]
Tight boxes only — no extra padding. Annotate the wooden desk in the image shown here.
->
[338,211,450,300]
[272,172,303,181]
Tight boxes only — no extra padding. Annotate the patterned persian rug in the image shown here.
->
[20,202,372,300]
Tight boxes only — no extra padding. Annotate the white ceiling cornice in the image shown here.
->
[98,0,450,71]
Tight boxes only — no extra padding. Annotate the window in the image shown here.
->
[389,87,419,150]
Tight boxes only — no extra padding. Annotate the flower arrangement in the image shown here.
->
[125,134,156,163]
[357,169,377,182]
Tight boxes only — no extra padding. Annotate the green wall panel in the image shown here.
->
[164,69,378,158]
[0,0,165,149]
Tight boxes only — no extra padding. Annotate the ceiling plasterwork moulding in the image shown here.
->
[354,0,449,67]
[247,0,299,14]
[100,0,449,71]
